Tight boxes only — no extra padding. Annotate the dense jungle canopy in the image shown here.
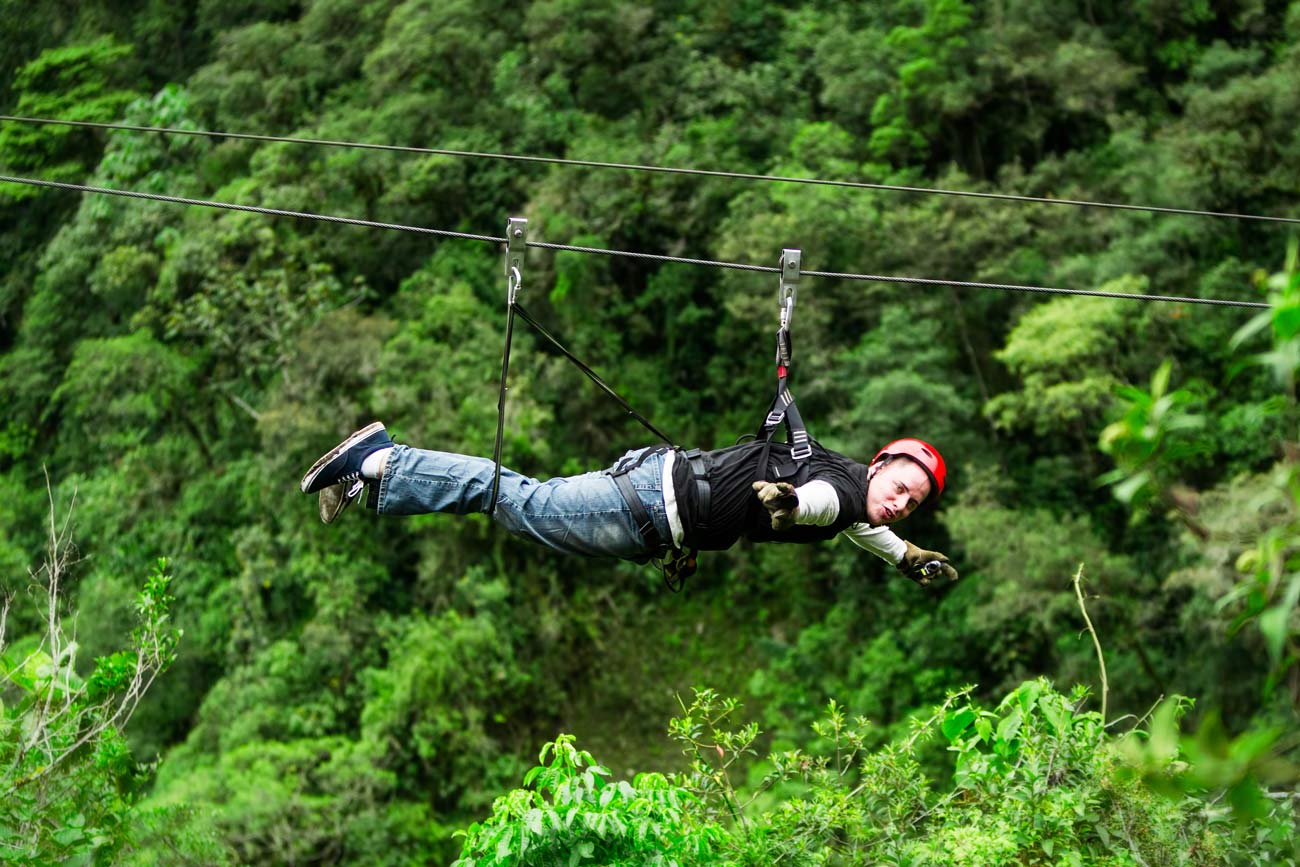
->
[1,0,1300,864]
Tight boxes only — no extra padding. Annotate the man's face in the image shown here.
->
[866,458,931,525]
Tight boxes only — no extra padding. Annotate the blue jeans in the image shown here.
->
[374,445,672,560]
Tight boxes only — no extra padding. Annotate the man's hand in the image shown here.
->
[897,540,958,586]
[752,480,799,530]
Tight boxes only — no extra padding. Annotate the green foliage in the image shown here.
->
[150,214,366,389]
[1100,251,1300,701]
[358,606,535,808]
[1214,446,1300,691]
[453,733,714,867]
[831,303,980,463]
[53,330,198,453]
[1098,359,1208,513]
[986,279,1148,439]
[3,1,1300,860]
[869,0,976,166]
[941,485,1143,700]
[0,550,178,864]
[0,38,142,197]
[457,681,1297,866]
[1232,239,1300,400]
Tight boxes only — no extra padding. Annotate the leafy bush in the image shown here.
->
[0,527,178,863]
[456,680,1297,867]
[452,733,717,867]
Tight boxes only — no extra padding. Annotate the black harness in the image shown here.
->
[753,249,812,485]
[605,447,710,592]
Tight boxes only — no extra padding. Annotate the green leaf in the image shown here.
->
[1258,604,1289,664]
[997,708,1023,745]
[495,827,513,861]
[941,708,976,742]
[1232,313,1274,350]
[1040,700,1069,736]
[1228,779,1270,821]
[1112,470,1151,504]
[1273,305,1300,341]
[1017,681,1043,714]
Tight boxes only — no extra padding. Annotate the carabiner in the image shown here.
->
[777,248,801,331]
[504,216,527,306]
[507,265,522,305]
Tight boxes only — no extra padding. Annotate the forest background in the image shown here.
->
[2,0,1300,864]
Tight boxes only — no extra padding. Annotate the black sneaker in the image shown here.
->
[300,422,393,495]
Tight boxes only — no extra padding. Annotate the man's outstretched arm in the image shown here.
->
[842,525,958,586]
[754,480,958,585]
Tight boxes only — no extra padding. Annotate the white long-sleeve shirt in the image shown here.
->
[793,479,907,563]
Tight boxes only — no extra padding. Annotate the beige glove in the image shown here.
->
[897,540,959,586]
[752,480,799,530]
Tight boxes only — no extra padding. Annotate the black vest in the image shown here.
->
[674,440,872,551]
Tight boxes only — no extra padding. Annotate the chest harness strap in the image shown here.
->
[754,250,811,484]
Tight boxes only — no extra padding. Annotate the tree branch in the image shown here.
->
[1073,564,1109,725]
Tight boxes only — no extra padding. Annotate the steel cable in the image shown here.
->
[0,174,502,243]
[4,114,1300,226]
[0,172,1269,309]
[525,240,780,274]
[801,268,1269,309]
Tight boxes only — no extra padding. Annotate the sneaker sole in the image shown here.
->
[299,421,386,493]
[319,484,351,524]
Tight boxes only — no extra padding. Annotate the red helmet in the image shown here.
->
[871,438,946,502]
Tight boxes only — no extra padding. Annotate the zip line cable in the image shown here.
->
[526,240,779,275]
[531,239,1267,308]
[799,266,1268,307]
[0,174,504,242]
[0,172,1270,309]
[4,114,1300,226]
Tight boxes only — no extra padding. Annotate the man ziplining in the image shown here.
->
[299,239,956,589]
[299,423,959,588]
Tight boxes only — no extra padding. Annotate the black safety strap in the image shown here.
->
[490,295,700,590]
[683,449,711,533]
[753,324,812,484]
[490,298,676,516]
[606,447,700,593]
[609,470,662,548]
[488,302,518,517]
[753,249,810,481]
[515,302,676,445]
